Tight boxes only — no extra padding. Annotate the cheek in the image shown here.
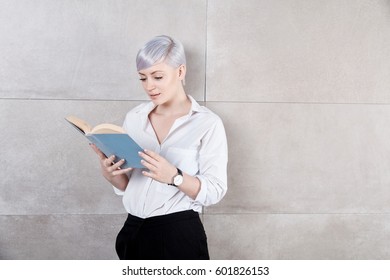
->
[157,81,169,91]
[141,83,148,91]
[164,77,178,89]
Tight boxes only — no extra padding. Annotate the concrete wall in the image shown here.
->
[1,0,390,259]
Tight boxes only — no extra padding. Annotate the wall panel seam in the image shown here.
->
[204,0,209,105]
[2,97,390,106]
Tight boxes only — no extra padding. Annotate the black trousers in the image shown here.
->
[115,210,210,260]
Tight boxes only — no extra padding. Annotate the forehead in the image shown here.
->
[138,62,175,75]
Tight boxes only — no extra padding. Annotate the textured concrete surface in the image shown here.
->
[206,102,390,214]
[1,0,390,259]
[204,213,390,259]
[0,214,126,259]
[0,99,137,215]
[0,0,206,101]
[207,0,390,103]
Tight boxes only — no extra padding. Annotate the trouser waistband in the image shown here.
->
[125,210,200,228]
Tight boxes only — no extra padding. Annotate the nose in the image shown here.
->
[145,79,155,91]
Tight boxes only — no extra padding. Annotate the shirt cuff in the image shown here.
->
[194,175,207,204]
[112,186,125,196]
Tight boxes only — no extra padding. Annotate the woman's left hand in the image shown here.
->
[139,149,178,184]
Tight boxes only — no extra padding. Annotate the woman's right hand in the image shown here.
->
[90,144,132,190]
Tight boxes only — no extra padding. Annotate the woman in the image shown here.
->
[91,35,228,260]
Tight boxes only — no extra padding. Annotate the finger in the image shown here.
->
[112,167,133,176]
[142,170,156,180]
[143,149,163,161]
[140,159,158,171]
[90,144,107,160]
[103,155,115,167]
[138,151,159,166]
[108,158,125,172]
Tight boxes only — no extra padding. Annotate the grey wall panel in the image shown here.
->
[0,214,125,259]
[206,102,390,214]
[0,0,206,101]
[204,213,390,259]
[0,99,140,215]
[206,0,390,103]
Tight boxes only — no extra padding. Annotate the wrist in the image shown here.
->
[168,167,184,187]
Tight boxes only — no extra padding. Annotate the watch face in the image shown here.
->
[174,175,184,186]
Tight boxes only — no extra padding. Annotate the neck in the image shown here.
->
[155,89,191,116]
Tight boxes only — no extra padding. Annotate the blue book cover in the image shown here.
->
[66,116,144,169]
[86,134,144,169]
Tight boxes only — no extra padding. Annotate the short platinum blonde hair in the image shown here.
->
[136,35,186,71]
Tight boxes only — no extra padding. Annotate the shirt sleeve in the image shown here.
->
[113,186,125,196]
[194,117,228,206]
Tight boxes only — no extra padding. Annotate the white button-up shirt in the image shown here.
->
[114,95,228,218]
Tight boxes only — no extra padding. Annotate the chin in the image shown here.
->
[150,95,169,106]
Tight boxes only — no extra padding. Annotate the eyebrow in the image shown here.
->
[138,71,164,76]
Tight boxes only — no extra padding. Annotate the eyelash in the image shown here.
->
[139,76,163,82]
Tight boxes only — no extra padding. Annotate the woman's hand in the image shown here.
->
[90,144,132,190]
[139,149,177,184]
[139,149,201,199]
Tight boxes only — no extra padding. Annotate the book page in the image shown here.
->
[65,116,92,134]
[91,123,125,134]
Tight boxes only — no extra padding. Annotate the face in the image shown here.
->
[138,62,185,105]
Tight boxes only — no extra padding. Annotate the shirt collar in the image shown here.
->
[188,95,208,114]
[136,95,207,115]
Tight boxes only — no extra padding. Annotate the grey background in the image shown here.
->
[1,0,390,259]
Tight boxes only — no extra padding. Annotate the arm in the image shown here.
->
[193,119,228,206]
[139,149,201,199]
[90,144,132,191]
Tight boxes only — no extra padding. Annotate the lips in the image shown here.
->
[149,93,161,98]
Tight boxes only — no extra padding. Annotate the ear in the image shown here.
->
[178,64,186,80]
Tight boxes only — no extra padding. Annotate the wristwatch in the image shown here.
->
[169,168,183,187]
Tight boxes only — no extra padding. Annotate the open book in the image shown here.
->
[65,116,143,169]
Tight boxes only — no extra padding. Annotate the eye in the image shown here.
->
[139,78,146,82]
[154,76,163,80]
